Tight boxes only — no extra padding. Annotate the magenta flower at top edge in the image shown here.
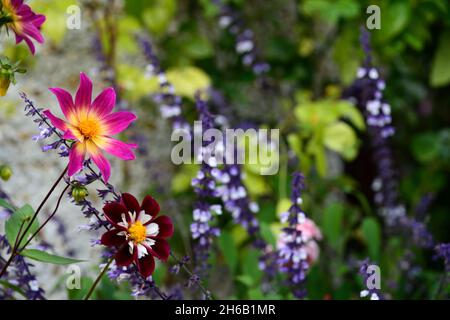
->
[0,0,46,55]
[43,72,138,182]
[100,193,174,278]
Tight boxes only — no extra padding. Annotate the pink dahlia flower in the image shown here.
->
[100,193,174,278]
[0,0,46,54]
[44,72,137,182]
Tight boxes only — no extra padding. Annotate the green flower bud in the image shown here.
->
[0,165,12,181]
[72,185,88,203]
[0,73,11,97]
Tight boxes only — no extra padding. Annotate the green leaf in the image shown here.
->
[260,222,276,248]
[379,2,411,42]
[236,275,254,287]
[5,204,39,249]
[31,0,78,44]
[322,203,344,253]
[117,64,158,101]
[323,122,358,160]
[312,144,327,177]
[335,101,365,130]
[411,133,439,163]
[0,280,27,298]
[333,27,360,84]
[68,276,93,300]
[431,31,450,87]
[218,231,238,274]
[248,288,264,299]
[361,217,381,261]
[242,170,270,196]
[287,134,302,157]
[166,66,211,99]
[172,164,199,193]
[20,249,85,265]
[276,198,291,216]
[0,198,14,211]
[242,249,262,284]
[142,0,176,35]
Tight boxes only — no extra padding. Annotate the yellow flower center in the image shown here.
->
[78,119,101,140]
[128,221,147,244]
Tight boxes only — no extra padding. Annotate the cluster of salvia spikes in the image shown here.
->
[138,34,268,265]
[343,28,436,249]
[0,186,45,300]
[92,32,210,298]
[344,28,450,296]
[275,173,311,299]
[93,29,204,298]
[189,93,222,280]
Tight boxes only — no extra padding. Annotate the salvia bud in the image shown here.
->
[72,185,88,203]
[0,165,12,181]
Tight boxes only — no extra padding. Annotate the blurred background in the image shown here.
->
[0,0,449,299]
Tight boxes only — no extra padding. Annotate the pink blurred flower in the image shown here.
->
[304,241,320,264]
[0,0,46,54]
[296,218,322,242]
[44,73,138,182]
[277,217,322,265]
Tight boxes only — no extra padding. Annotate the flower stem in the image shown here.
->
[0,165,68,279]
[170,252,212,299]
[84,255,115,300]
[17,184,70,252]
[12,220,27,251]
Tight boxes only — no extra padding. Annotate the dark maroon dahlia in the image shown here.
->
[100,193,174,278]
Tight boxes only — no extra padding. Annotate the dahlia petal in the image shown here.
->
[67,142,85,177]
[23,36,36,55]
[75,72,92,112]
[15,34,23,44]
[43,110,67,131]
[115,245,134,267]
[137,244,148,259]
[102,111,137,135]
[138,212,152,225]
[90,150,111,182]
[91,88,116,118]
[32,14,46,28]
[121,193,141,214]
[137,254,155,279]
[149,238,170,261]
[103,202,128,227]
[12,0,24,8]
[100,229,125,247]
[145,223,159,237]
[22,23,44,43]
[141,195,160,218]
[62,130,77,140]
[153,216,174,238]
[49,87,75,119]
[93,136,137,161]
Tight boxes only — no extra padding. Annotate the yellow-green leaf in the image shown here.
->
[166,66,211,99]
